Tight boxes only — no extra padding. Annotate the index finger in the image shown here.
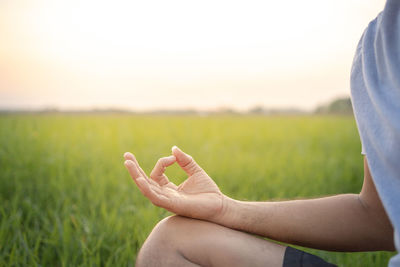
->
[150,155,176,186]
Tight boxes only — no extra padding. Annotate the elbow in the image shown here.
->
[357,194,395,251]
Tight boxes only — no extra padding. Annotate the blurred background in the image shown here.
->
[1,0,395,266]
[0,0,384,112]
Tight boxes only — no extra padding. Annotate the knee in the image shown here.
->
[144,215,188,246]
[136,216,192,266]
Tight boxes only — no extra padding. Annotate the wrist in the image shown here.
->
[213,195,239,227]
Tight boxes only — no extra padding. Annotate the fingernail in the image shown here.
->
[172,145,179,152]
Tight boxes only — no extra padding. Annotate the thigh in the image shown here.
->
[164,216,286,267]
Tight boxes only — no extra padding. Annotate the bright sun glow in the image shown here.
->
[0,0,384,111]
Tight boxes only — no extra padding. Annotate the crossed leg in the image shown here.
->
[136,216,286,267]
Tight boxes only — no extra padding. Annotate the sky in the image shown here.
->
[0,0,384,111]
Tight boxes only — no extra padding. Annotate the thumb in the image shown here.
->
[171,146,203,176]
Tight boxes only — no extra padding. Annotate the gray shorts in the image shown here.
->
[283,246,337,267]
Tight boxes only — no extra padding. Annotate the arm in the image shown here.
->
[124,148,394,252]
[217,158,394,251]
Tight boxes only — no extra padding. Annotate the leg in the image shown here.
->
[136,216,286,267]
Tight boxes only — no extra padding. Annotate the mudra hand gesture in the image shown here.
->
[124,146,225,221]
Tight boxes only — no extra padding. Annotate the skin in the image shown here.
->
[123,146,395,266]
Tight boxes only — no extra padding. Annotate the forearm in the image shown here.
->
[125,149,394,251]
[215,194,394,251]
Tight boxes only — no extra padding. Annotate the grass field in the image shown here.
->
[0,114,395,266]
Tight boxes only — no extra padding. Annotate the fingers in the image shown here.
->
[123,152,175,209]
[136,177,171,209]
[124,152,148,179]
[124,159,171,207]
[123,156,159,187]
[124,159,144,182]
[150,155,176,186]
[172,146,203,176]
[124,152,177,188]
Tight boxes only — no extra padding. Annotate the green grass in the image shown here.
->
[0,114,395,266]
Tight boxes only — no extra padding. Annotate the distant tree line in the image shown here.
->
[0,97,353,116]
[247,97,353,115]
[314,97,353,115]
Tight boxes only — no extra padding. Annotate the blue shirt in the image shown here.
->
[350,1,400,266]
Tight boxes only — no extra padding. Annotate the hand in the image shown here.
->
[123,146,225,221]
